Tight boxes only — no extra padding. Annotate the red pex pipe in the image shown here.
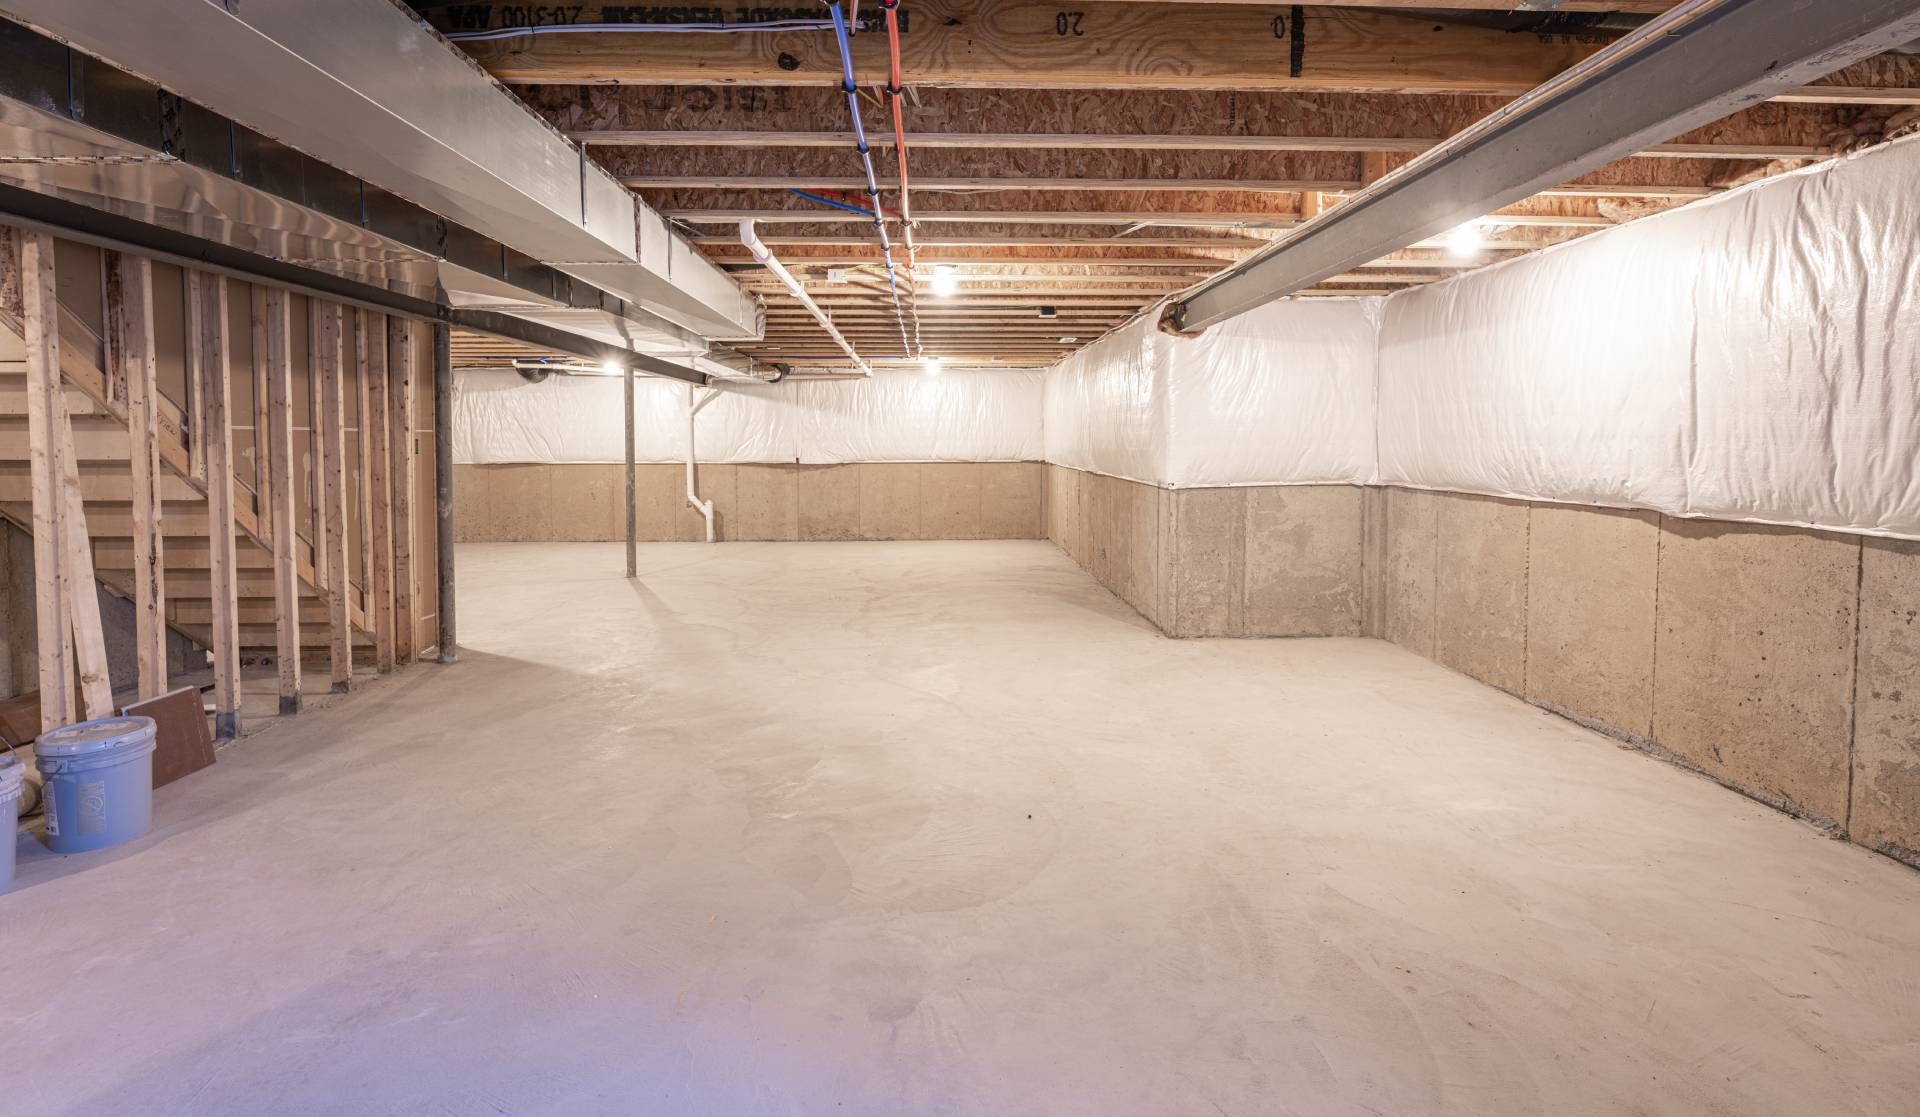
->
[880,0,923,356]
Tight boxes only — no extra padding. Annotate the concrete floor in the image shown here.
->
[6,541,1920,1115]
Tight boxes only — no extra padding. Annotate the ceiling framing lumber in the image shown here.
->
[625,175,1360,194]
[664,209,1616,229]
[431,3,1606,92]
[1773,86,1920,105]
[625,175,1722,199]
[690,236,1269,249]
[428,2,1917,102]
[576,130,1827,163]
[1097,0,1681,8]
[410,3,1920,368]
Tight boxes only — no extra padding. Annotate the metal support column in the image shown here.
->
[624,362,637,577]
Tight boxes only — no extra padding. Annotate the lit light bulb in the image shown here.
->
[923,356,943,377]
[930,264,959,298]
[1444,223,1484,258]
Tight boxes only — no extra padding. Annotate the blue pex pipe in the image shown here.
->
[788,189,873,216]
[828,1,910,354]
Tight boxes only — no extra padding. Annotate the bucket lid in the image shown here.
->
[35,715,157,759]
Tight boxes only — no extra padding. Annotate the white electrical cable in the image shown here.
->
[444,20,834,42]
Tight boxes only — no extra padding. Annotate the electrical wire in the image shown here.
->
[827,1,910,359]
[879,0,923,358]
[445,20,835,42]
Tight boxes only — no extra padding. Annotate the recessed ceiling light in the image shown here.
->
[1445,222,1485,258]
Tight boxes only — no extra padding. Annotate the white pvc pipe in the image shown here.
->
[686,384,718,543]
[739,219,872,377]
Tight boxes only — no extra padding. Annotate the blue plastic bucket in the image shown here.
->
[35,716,158,855]
[0,753,22,891]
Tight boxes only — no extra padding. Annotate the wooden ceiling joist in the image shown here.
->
[539,85,1866,151]
[436,2,1604,92]
[629,175,1722,199]
[626,175,1360,194]
[670,208,1617,229]
[410,10,1909,373]
[719,256,1235,268]
[577,130,1826,163]
[672,210,1301,228]
[431,2,1915,103]
[1099,0,1679,9]
[690,235,1269,249]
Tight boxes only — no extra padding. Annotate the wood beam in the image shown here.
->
[581,130,1823,162]
[52,378,113,720]
[541,83,1860,149]
[109,252,167,700]
[437,3,1914,101]
[720,253,1237,265]
[15,229,73,729]
[364,311,396,674]
[436,3,1603,92]
[353,311,376,637]
[317,303,353,693]
[695,235,1269,248]
[1774,86,1920,105]
[626,175,1358,193]
[263,286,302,716]
[191,272,242,741]
[1097,0,1678,10]
[671,210,1300,228]
[766,308,1128,318]
[388,319,417,667]
[249,287,272,541]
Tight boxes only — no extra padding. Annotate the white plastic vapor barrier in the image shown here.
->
[1164,298,1380,487]
[1042,322,1169,484]
[1378,133,1920,538]
[1042,299,1382,487]
[452,367,1044,464]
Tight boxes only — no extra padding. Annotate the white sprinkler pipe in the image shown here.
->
[739,219,872,377]
[686,384,719,542]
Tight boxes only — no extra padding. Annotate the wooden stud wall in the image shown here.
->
[1,229,441,735]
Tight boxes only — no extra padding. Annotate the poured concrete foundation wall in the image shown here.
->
[1043,465,1165,627]
[1042,465,1920,867]
[1042,465,1378,638]
[1379,487,1920,867]
[457,461,1044,543]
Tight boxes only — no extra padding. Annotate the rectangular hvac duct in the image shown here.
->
[0,0,759,341]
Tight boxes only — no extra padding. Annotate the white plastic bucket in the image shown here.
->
[35,716,158,855]
[0,753,22,892]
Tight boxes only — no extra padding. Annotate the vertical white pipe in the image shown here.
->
[685,384,716,543]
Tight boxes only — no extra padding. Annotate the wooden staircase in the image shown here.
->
[1,229,434,739]
[0,380,362,656]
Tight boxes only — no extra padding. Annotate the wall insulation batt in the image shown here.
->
[1041,299,1380,487]
[1042,133,1920,541]
[454,366,1044,464]
[1379,133,1920,539]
